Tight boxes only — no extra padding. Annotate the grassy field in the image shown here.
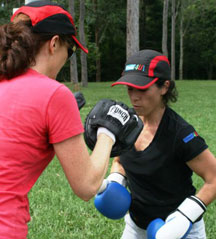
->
[28,80,216,239]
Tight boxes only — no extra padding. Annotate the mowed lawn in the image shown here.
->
[28,80,216,239]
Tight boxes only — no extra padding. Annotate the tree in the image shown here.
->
[184,0,216,79]
[92,0,101,82]
[139,0,163,51]
[79,0,88,87]
[4,0,216,81]
[86,0,126,82]
[171,0,176,80]
[69,0,79,90]
[162,0,169,57]
[178,0,194,80]
[126,0,140,59]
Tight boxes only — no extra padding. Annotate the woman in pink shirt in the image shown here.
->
[0,1,141,238]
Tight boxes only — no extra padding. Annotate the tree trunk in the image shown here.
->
[171,0,176,81]
[162,0,169,57]
[93,0,101,82]
[127,0,140,59]
[79,0,88,87]
[95,28,101,82]
[179,0,195,81]
[179,5,184,80]
[69,0,79,90]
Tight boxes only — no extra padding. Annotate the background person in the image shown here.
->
[0,1,141,238]
[108,49,216,239]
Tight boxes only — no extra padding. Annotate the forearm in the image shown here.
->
[187,150,216,206]
[195,179,216,206]
[88,134,114,195]
[71,134,114,201]
[54,134,114,201]
[110,156,126,176]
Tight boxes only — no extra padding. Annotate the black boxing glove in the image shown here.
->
[74,91,86,110]
[84,99,143,157]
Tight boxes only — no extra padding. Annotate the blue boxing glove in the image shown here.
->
[94,173,131,220]
[147,196,206,239]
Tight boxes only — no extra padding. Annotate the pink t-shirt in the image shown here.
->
[0,69,84,238]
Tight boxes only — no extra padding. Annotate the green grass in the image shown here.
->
[28,80,216,239]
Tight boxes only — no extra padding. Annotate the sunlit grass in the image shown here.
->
[28,80,216,239]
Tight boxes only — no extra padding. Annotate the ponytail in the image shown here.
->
[0,20,36,79]
[0,14,75,80]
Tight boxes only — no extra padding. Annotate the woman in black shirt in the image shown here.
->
[110,49,216,239]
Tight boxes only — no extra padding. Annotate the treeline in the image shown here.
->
[0,0,215,83]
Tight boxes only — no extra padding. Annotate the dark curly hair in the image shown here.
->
[155,78,178,106]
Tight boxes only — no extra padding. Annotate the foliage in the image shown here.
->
[183,0,216,79]
[140,0,164,51]
[0,0,24,24]
[85,0,127,82]
[0,0,215,81]
[27,81,216,239]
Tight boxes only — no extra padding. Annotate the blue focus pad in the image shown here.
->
[147,218,165,239]
[94,182,131,220]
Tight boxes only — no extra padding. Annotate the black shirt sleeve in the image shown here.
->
[175,125,208,162]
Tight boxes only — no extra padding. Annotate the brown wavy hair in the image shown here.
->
[0,14,72,80]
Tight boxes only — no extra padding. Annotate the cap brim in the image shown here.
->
[111,74,159,89]
[72,36,88,54]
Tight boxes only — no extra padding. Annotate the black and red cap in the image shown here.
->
[112,49,170,89]
[11,0,88,53]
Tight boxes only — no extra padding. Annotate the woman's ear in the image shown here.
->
[161,80,170,95]
[49,35,60,55]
